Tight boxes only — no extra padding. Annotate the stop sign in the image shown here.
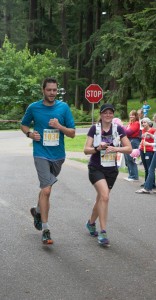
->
[85,84,103,103]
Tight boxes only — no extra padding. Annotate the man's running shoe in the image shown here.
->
[86,220,98,237]
[98,230,110,246]
[30,207,42,231]
[42,229,53,245]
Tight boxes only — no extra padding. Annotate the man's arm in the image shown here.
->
[21,124,41,141]
[21,124,31,136]
[49,118,75,138]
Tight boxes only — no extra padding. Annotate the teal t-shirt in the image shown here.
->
[21,99,75,160]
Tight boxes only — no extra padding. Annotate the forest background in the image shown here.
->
[0,0,156,129]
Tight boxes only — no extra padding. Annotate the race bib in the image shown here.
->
[43,129,59,146]
[100,150,116,167]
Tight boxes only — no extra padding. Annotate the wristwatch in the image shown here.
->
[26,131,31,138]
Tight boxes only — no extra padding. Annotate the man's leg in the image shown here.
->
[30,192,42,231]
[39,186,51,225]
[32,158,55,243]
[32,158,64,244]
[39,186,54,244]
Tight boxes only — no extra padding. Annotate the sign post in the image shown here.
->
[85,84,103,124]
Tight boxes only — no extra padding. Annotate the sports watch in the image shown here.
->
[26,131,31,138]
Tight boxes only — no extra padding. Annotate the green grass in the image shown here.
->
[69,158,88,163]
[120,167,144,177]
[65,134,87,152]
[127,98,156,120]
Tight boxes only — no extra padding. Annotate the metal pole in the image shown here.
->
[92,103,94,125]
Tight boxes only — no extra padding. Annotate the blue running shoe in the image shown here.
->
[86,220,98,237]
[42,229,53,245]
[98,230,110,246]
[30,207,42,231]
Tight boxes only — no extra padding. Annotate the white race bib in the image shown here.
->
[43,129,59,146]
[100,150,116,167]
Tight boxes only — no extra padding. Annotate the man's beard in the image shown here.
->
[44,95,55,103]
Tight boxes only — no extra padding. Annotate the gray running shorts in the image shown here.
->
[34,157,65,189]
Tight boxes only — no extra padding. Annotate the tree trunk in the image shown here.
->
[139,85,147,102]
[119,86,129,119]
[4,3,11,39]
[92,0,102,83]
[83,0,94,112]
[75,12,83,109]
[28,0,38,51]
[61,0,68,102]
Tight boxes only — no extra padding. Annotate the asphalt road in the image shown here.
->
[0,131,156,300]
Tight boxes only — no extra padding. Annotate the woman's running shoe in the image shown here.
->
[98,230,110,247]
[86,220,98,237]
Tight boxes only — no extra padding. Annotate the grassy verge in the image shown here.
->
[69,157,144,177]
[127,98,156,120]
[65,134,86,152]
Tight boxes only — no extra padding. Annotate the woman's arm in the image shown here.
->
[144,141,156,147]
[125,122,140,137]
[144,132,154,139]
[105,136,132,154]
[84,136,99,155]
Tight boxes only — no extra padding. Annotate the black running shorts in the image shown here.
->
[88,165,118,189]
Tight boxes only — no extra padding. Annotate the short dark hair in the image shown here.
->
[42,77,58,89]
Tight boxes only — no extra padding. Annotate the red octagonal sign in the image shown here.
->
[85,84,103,103]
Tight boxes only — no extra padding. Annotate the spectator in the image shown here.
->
[142,101,151,117]
[139,119,156,188]
[124,110,140,181]
[136,132,156,194]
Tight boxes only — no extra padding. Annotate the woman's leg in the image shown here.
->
[90,179,109,231]
[144,152,156,191]
[144,152,155,185]
[128,138,139,179]
[125,153,139,179]
[140,150,148,182]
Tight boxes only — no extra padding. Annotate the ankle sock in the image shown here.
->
[89,220,95,226]
[42,223,49,230]
[36,206,40,213]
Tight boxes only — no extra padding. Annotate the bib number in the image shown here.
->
[43,129,59,146]
[100,150,116,167]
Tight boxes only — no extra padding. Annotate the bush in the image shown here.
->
[70,105,100,123]
[0,120,20,130]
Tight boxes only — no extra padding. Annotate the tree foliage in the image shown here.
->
[0,36,66,114]
[0,0,156,119]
